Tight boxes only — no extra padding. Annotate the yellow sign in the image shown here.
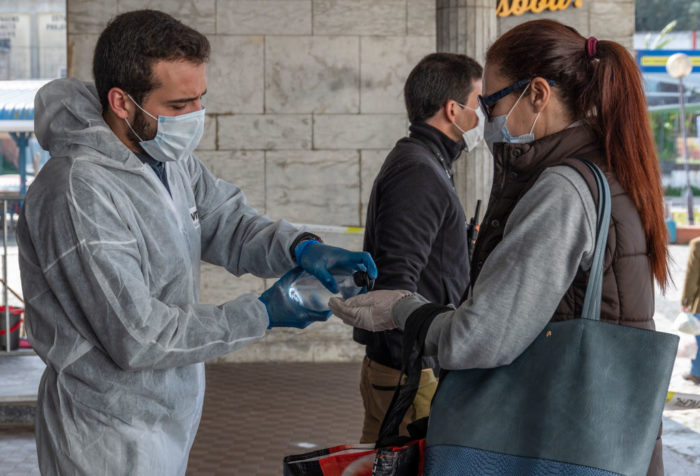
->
[497,0,583,17]
[640,55,700,67]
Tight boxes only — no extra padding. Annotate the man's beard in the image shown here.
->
[126,108,157,152]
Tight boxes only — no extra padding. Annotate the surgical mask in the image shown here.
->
[453,104,485,152]
[483,82,540,154]
[125,94,205,162]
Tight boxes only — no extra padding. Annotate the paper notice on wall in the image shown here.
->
[0,14,31,80]
[38,13,66,79]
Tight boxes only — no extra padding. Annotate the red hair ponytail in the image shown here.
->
[593,40,669,289]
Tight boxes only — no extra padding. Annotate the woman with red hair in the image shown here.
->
[330,19,669,475]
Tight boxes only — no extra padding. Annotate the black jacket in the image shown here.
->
[354,122,471,369]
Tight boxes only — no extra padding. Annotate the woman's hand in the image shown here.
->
[329,290,412,331]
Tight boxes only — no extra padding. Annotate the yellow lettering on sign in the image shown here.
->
[531,0,548,14]
[497,0,583,17]
[640,56,700,67]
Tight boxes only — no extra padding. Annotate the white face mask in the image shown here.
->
[483,82,540,154]
[125,94,205,162]
[453,103,485,152]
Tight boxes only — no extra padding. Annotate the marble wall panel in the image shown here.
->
[590,1,634,42]
[67,0,115,34]
[313,0,406,36]
[313,114,407,150]
[200,263,266,305]
[217,0,311,35]
[117,0,217,34]
[67,34,98,80]
[266,150,360,225]
[212,319,364,363]
[265,36,360,114]
[360,36,435,114]
[207,35,264,114]
[196,150,266,212]
[360,149,390,226]
[407,0,437,37]
[311,231,364,253]
[218,114,311,150]
[197,115,217,150]
[460,1,498,64]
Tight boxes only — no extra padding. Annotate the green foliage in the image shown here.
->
[644,20,676,49]
[664,185,700,197]
[637,0,700,31]
[649,112,675,161]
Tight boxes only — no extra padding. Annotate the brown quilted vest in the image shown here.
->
[471,125,655,330]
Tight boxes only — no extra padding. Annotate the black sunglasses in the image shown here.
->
[478,78,557,121]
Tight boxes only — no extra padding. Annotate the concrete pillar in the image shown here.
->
[436,0,496,223]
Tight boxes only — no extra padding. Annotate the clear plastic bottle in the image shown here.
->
[288,270,372,312]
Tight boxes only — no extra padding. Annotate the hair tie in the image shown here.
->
[586,37,598,59]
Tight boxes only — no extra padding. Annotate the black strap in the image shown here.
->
[375,303,450,447]
[404,137,455,187]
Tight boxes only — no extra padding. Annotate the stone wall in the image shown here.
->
[65,0,634,362]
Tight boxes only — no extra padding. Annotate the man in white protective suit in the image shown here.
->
[18,9,376,475]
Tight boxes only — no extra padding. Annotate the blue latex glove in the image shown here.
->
[259,267,332,329]
[295,241,378,294]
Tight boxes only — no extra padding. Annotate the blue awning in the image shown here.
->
[0,80,50,132]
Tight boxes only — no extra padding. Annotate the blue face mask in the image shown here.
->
[125,94,205,162]
[484,82,541,154]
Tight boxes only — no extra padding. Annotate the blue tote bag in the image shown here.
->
[425,162,679,476]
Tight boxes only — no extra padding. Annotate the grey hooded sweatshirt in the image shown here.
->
[18,78,301,475]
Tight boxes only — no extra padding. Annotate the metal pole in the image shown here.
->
[3,199,8,353]
[679,77,694,225]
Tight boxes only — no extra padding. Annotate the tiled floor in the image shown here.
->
[0,362,364,476]
[0,425,38,475]
[187,362,363,475]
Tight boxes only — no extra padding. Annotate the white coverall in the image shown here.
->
[18,78,301,475]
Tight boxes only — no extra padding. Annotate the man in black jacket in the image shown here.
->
[354,53,483,443]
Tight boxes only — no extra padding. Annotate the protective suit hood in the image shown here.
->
[34,78,139,170]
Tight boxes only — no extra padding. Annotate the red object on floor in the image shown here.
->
[18,338,31,349]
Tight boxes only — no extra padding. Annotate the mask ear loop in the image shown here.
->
[453,102,479,134]
[528,112,541,136]
[126,94,158,121]
[124,93,158,143]
[506,81,540,138]
[124,117,145,142]
[505,81,531,121]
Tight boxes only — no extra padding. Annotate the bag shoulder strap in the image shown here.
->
[561,159,611,321]
[375,303,450,447]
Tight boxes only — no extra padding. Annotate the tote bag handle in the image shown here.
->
[579,160,611,322]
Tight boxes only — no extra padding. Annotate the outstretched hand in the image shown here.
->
[328,289,411,332]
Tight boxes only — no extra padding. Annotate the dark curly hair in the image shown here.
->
[93,9,210,112]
